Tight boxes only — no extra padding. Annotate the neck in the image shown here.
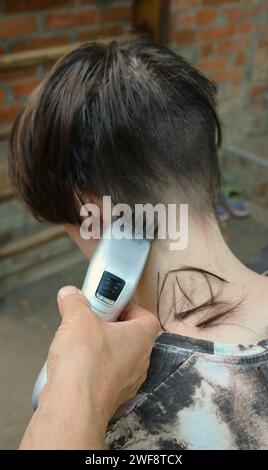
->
[136,215,266,342]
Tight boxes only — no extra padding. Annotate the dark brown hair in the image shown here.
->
[8,39,221,225]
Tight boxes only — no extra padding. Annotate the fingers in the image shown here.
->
[120,303,161,341]
[57,285,93,322]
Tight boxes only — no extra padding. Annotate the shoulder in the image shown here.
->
[105,393,147,450]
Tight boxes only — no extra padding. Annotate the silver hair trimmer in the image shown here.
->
[32,221,151,410]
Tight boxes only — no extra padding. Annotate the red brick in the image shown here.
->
[250,85,267,99]
[0,67,38,84]
[259,23,268,35]
[200,43,214,57]
[250,85,267,106]
[218,37,250,53]
[198,24,236,41]
[202,0,239,4]
[170,30,195,45]
[196,10,218,24]
[0,15,36,40]
[100,5,132,22]
[176,12,196,29]
[44,9,97,30]
[224,7,250,21]
[176,9,217,29]
[12,79,41,98]
[11,34,70,53]
[235,52,246,65]
[259,37,268,48]
[198,57,228,71]
[239,23,254,34]
[0,103,22,125]
[211,68,242,84]
[4,0,70,13]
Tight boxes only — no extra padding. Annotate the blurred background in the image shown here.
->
[0,0,267,449]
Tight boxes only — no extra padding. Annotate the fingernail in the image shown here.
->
[58,285,79,300]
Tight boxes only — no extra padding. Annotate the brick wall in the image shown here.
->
[0,0,132,132]
[0,0,267,144]
[170,0,268,144]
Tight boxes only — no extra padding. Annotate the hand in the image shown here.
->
[20,286,160,449]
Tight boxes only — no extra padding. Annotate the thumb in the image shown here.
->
[57,285,93,322]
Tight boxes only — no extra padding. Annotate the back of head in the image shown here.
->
[9,39,222,224]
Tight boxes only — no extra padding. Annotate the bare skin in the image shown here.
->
[66,198,268,345]
[137,216,268,344]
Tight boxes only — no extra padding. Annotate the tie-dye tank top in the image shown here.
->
[105,332,268,450]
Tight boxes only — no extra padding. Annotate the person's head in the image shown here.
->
[9,39,227,327]
[9,39,221,224]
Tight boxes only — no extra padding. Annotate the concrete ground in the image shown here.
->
[1,214,268,449]
[0,259,87,449]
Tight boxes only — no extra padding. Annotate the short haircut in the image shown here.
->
[9,40,222,224]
